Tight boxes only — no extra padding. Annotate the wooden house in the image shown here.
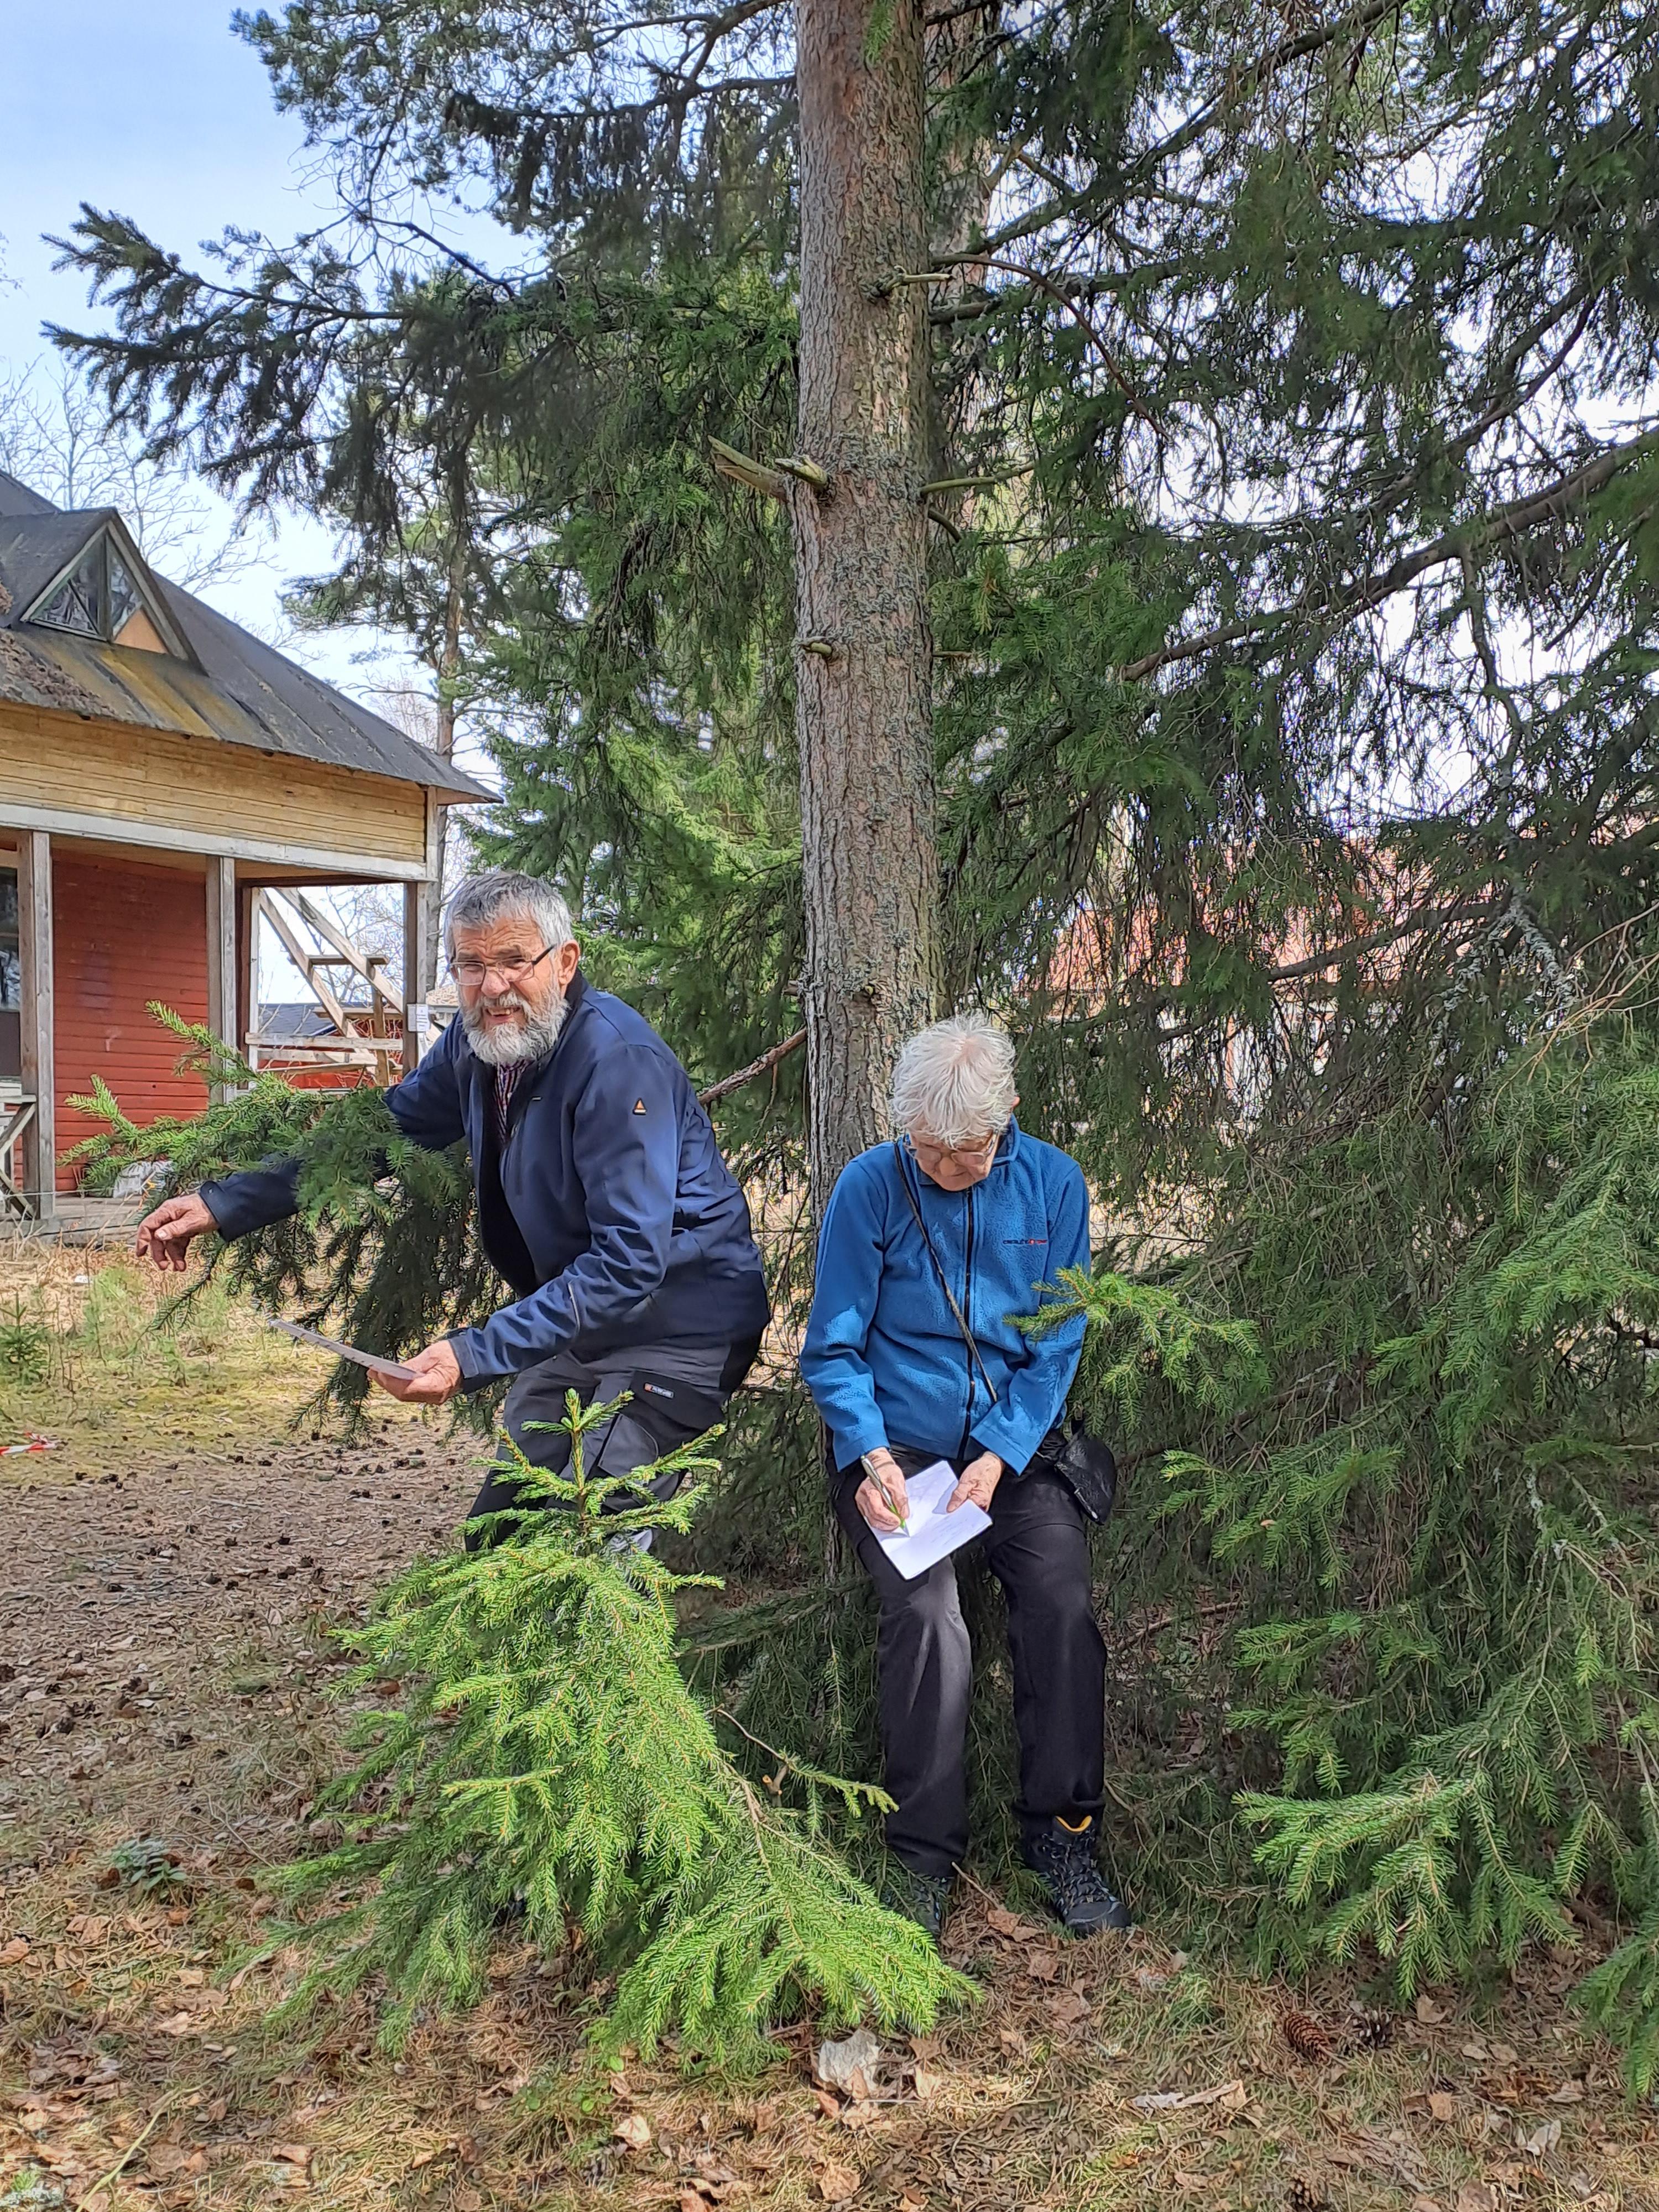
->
[0,470,489,1220]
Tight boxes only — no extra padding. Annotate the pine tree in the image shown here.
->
[272,1390,967,2055]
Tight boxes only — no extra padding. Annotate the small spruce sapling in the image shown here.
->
[270,1391,972,2057]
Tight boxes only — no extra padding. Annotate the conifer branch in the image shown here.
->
[1118,433,1659,681]
[698,1026,808,1105]
[709,436,790,502]
[776,455,831,489]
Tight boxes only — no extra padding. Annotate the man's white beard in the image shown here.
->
[461,986,568,1067]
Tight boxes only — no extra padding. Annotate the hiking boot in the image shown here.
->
[884,1866,953,1944]
[1026,1817,1132,1936]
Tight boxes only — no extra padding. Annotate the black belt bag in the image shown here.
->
[890,1143,1120,1525]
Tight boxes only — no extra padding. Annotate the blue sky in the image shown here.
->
[0,3,500,988]
[0,0,405,692]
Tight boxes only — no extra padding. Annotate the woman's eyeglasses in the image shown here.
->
[904,1130,1001,1169]
[449,944,556,989]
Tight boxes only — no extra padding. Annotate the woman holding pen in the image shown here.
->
[800,1014,1127,1944]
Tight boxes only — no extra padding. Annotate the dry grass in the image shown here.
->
[1,1248,1656,2211]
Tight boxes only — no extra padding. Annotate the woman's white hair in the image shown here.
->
[890,1013,1017,1146]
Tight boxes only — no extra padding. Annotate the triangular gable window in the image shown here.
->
[26,527,179,655]
[34,547,102,637]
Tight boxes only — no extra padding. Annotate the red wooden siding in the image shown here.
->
[53,853,210,1187]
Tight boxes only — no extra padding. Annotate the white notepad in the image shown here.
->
[874,1459,993,1580]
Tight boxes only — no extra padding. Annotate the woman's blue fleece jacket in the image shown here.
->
[800,1121,1091,1477]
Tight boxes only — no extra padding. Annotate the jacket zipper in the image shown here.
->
[959,1183,977,1458]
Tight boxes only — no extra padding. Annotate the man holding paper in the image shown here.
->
[800,1014,1126,1942]
[135,871,770,1540]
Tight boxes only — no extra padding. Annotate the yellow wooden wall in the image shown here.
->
[0,704,430,872]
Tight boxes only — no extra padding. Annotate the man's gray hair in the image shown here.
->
[890,1013,1017,1146]
[444,870,575,958]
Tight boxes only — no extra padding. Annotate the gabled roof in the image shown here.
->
[0,471,490,801]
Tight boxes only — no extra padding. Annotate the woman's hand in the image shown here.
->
[948,1451,1004,1513]
[856,1448,910,1533]
[371,1339,463,1405]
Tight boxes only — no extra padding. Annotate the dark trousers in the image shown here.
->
[466,1337,759,1546]
[833,1449,1107,1877]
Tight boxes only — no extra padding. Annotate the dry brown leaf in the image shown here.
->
[1428,2092,1457,2122]
[817,2162,860,2203]
[985,1905,1044,1941]
[1490,2042,1517,2064]
[1409,2197,1442,2211]
[614,2112,653,2150]
[681,2192,710,2212]
[912,2069,945,2103]
[898,2197,926,2212]
[1415,1994,1447,2025]
[0,1937,30,1963]
[273,2144,314,2167]
[1522,2119,1561,2158]
[1046,1987,1091,2027]
[1454,2187,1496,2212]
[1025,1949,1061,1983]
[811,2090,843,2120]
[1548,2079,1585,2103]
[816,2029,882,2097]
[1131,2078,1246,2115]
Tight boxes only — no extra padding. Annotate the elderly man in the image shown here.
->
[135,871,770,1535]
[801,1013,1126,1940]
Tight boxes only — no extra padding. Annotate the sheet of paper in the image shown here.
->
[265,1316,418,1382]
[874,1458,993,1580]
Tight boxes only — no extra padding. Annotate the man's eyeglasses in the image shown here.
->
[449,944,556,990]
[904,1130,1001,1169]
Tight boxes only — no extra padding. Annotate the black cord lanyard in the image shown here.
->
[891,1142,999,1407]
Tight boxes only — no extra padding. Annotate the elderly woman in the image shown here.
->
[800,1014,1127,1940]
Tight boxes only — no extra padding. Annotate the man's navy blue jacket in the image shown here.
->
[201,971,771,1383]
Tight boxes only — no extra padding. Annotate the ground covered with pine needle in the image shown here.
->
[1,1251,1655,2212]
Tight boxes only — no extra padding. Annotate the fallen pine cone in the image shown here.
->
[1280,2008,1335,2061]
[1285,2182,1330,2212]
[1347,2008,1396,2053]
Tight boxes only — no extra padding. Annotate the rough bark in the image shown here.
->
[794,0,938,1209]
[422,534,466,984]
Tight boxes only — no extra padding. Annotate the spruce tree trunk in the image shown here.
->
[423,535,467,985]
[793,0,937,1208]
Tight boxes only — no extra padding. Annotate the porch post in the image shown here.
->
[205,855,238,1101]
[403,878,432,1077]
[17,830,54,1219]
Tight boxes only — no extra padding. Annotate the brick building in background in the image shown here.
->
[0,471,488,1221]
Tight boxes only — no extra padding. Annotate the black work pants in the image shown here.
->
[466,1337,759,1547]
[833,1448,1107,1877]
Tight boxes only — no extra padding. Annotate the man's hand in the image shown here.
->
[855,1447,910,1533]
[948,1451,1004,1514]
[372,1338,464,1405]
[135,1194,218,1272]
